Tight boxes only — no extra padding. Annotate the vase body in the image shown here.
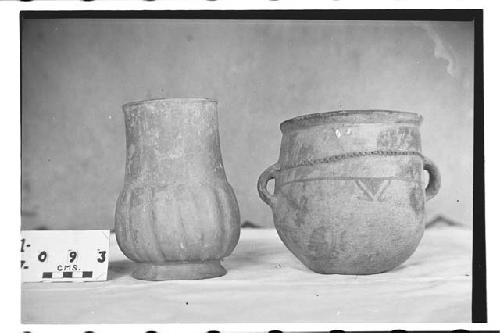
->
[258,110,440,274]
[115,98,240,280]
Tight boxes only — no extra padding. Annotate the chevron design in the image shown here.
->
[355,179,392,202]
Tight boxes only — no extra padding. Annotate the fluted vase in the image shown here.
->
[115,98,240,280]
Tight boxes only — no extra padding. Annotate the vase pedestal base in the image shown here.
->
[132,260,226,280]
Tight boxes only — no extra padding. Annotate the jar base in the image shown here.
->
[132,260,226,281]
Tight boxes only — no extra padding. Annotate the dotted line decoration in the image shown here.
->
[279,150,424,172]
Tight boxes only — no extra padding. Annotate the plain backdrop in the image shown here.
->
[21,19,473,230]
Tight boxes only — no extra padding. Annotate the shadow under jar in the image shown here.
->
[258,110,441,275]
[115,98,240,280]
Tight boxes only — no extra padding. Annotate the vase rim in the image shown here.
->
[280,109,423,133]
[123,98,217,110]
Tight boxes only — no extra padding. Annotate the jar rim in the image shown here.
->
[280,109,423,133]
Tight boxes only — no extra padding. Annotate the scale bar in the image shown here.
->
[41,271,93,279]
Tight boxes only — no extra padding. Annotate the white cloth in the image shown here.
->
[22,226,472,323]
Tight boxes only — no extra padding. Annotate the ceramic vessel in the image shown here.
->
[258,110,440,274]
[115,98,240,280]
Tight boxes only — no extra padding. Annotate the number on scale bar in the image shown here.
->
[21,246,106,264]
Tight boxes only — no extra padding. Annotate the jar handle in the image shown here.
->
[423,155,441,201]
[257,162,280,209]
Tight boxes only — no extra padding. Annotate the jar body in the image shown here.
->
[258,110,440,274]
[115,98,240,280]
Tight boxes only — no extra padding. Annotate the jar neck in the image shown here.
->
[279,123,422,167]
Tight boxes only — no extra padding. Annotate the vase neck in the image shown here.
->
[123,99,226,184]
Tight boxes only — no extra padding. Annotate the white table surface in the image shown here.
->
[22,226,472,323]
